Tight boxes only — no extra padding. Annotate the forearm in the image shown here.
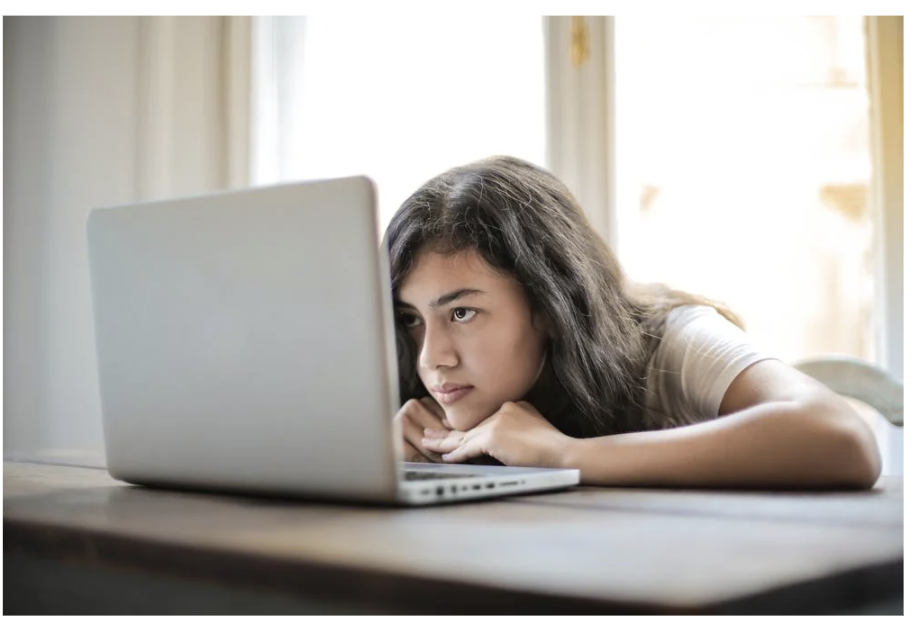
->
[560,399,882,489]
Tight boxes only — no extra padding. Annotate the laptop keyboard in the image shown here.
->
[403,470,479,481]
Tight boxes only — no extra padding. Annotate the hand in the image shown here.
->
[421,401,574,468]
[394,397,452,463]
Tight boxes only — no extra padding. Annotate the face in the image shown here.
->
[396,249,549,431]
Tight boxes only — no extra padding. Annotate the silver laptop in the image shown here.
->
[86,176,579,505]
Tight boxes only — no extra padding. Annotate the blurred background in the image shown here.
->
[3,16,904,471]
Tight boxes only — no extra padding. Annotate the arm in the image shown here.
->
[560,359,882,489]
[424,359,882,489]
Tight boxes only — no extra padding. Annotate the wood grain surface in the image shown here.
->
[3,460,903,614]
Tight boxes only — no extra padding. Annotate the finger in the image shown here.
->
[402,398,448,431]
[395,399,453,461]
[402,420,444,462]
[421,429,466,454]
[402,441,430,464]
[419,397,448,425]
[436,432,487,464]
[400,410,430,446]
[440,440,484,464]
[422,427,452,438]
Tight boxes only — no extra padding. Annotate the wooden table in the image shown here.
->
[3,455,903,614]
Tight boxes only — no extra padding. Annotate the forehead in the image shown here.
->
[399,249,519,300]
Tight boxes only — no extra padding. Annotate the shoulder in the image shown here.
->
[657,305,753,358]
[646,305,775,423]
[662,304,737,336]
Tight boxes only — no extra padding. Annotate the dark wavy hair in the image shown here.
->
[384,156,740,437]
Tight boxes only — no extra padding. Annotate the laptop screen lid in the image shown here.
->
[87,176,403,501]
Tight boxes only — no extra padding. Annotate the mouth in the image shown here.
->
[430,384,474,405]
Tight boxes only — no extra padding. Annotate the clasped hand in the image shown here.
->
[395,397,572,468]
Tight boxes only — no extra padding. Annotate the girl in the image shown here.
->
[386,156,881,489]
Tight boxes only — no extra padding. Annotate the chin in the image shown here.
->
[444,408,488,432]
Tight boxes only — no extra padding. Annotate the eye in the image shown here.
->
[397,311,422,329]
[451,307,477,323]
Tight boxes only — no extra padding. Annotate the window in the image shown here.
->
[611,15,900,474]
[253,16,546,230]
[614,16,876,365]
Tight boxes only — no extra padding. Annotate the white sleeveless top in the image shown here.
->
[642,305,774,429]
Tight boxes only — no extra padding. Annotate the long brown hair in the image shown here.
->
[384,156,740,437]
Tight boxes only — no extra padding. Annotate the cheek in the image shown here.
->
[473,332,544,390]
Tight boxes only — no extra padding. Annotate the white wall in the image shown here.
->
[5,17,140,451]
[3,17,249,453]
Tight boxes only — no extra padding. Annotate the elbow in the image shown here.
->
[827,405,883,490]
[838,423,883,489]
[788,395,883,490]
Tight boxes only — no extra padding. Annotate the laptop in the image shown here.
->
[86,176,579,505]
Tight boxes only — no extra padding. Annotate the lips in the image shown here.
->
[430,383,474,405]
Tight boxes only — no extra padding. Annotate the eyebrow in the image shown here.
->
[396,288,486,310]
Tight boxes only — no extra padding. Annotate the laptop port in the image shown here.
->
[436,486,444,496]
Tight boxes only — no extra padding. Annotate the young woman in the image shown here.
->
[385,156,881,489]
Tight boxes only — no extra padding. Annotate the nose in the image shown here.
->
[418,323,459,370]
